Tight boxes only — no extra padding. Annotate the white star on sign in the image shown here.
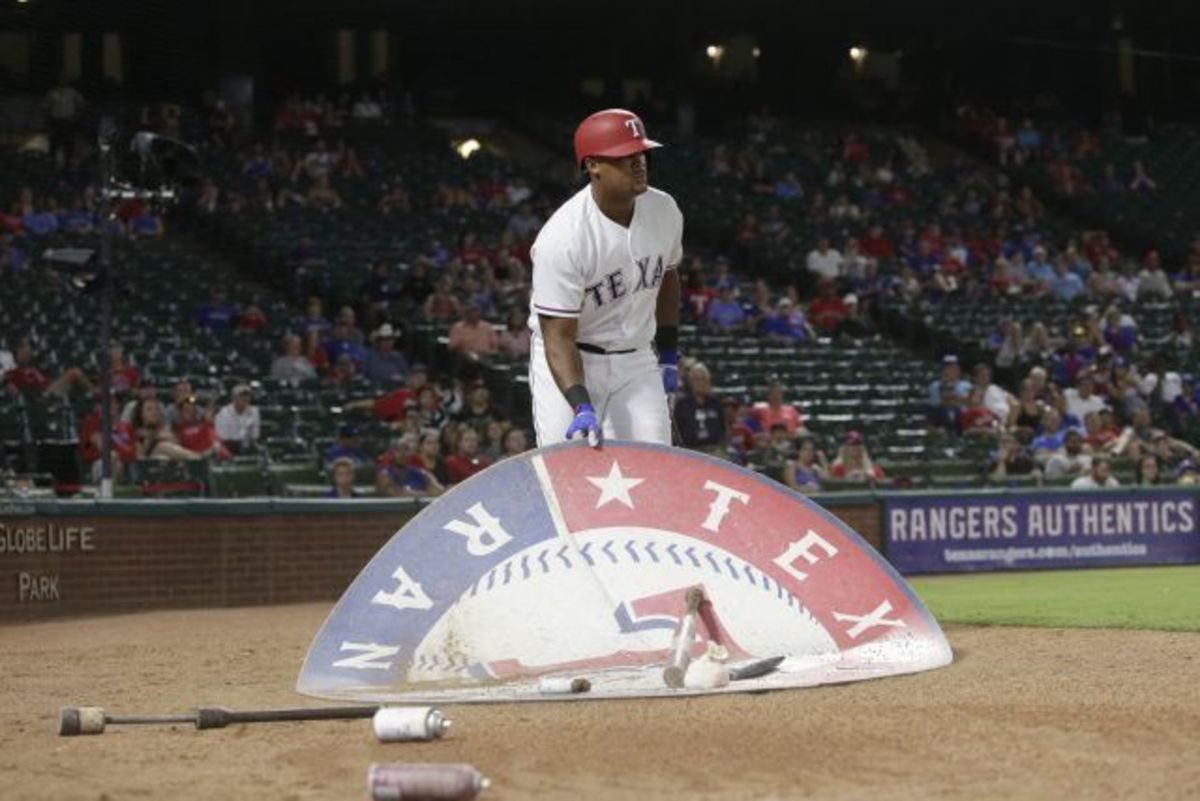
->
[586,461,645,509]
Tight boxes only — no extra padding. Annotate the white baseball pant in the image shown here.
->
[529,335,671,447]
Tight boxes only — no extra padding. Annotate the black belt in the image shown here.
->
[577,342,638,355]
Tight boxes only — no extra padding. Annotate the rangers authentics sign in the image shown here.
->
[298,442,952,702]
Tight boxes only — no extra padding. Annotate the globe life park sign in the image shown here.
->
[0,512,97,604]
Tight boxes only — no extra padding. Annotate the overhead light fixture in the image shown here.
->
[849,46,868,64]
[706,44,724,62]
[752,47,762,59]
[456,138,481,159]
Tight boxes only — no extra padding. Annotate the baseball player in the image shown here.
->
[528,108,683,447]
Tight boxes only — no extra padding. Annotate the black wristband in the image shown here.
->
[564,384,592,410]
[655,325,679,354]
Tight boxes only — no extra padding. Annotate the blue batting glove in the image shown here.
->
[565,403,602,447]
[659,350,680,394]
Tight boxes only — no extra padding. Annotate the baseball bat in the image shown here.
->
[59,704,380,736]
[662,587,705,688]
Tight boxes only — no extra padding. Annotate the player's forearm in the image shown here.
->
[545,336,586,395]
[656,269,681,328]
[539,316,586,397]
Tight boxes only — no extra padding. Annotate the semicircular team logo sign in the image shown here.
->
[297,442,952,702]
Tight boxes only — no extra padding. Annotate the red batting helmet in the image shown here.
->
[573,109,662,167]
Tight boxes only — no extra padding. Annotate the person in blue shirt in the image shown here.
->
[705,285,746,331]
[761,298,814,342]
[363,323,410,386]
[324,424,368,467]
[1050,261,1085,301]
[1026,246,1055,289]
[323,318,367,368]
[928,354,972,430]
[194,287,239,332]
[326,457,362,498]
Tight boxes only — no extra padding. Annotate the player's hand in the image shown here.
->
[659,350,680,394]
[565,403,602,447]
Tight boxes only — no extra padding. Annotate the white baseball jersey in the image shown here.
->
[529,184,683,349]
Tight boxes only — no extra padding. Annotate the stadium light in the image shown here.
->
[706,44,724,62]
[752,47,762,59]
[456,138,481,159]
[849,46,868,63]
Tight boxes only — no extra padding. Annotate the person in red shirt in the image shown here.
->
[103,341,141,394]
[807,279,848,333]
[829,430,886,481]
[4,338,89,397]
[751,382,804,435]
[342,365,430,422]
[79,393,138,481]
[443,426,493,484]
[173,396,230,460]
[859,223,894,260]
[959,386,1001,436]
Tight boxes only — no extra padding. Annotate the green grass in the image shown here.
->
[909,565,1200,632]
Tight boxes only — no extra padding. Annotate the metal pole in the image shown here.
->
[97,124,115,499]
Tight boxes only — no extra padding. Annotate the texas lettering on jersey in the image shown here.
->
[582,254,667,309]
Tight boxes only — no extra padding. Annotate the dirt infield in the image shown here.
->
[1,604,1196,801]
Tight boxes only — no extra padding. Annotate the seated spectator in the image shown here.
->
[343,364,429,422]
[501,427,529,459]
[989,433,1039,483]
[423,277,462,321]
[101,341,141,395]
[447,302,500,360]
[760,298,814,342]
[1045,430,1092,479]
[79,393,138,481]
[324,424,368,468]
[752,382,804,436]
[784,437,828,494]
[928,355,971,431]
[327,457,362,498]
[444,426,493,484]
[294,296,332,337]
[760,205,790,241]
[1050,260,1085,301]
[806,236,842,281]
[1082,411,1119,453]
[747,423,796,480]
[705,285,746,331]
[774,171,804,199]
[1063,371,1108,423]
[1136,251,1172,299]
[376,435,443,497]
[836,294,872,338]
[270,334,317,382]
[683,269,715,319]
[829,431,885,482]
[363,323,409,386]
[173,395,229,460]
[406,431,446,483]
[324,315,368,369]
[236,298,267,332]
[3,338,89,397]
[1136,454,1162,486]
[859,223,894,260]
[213,384,260,454]
[1032,408,1072,462]
[361,261,403,313]
[1071,456,1119,489]
[192,286,236,333]
[807,279,848,334]
[959,385,1002,436]
[675,363,724,454]
[454,384,499,434]
[499,308,531,359]
[133,397,201,462]
[506,203,541,241]
[740,279,772,332]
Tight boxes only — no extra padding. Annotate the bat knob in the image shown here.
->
[59,706,106,736]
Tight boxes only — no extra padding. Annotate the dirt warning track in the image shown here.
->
[1,604,1196,800]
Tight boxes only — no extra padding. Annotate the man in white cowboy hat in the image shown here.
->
[363,323,410,387]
